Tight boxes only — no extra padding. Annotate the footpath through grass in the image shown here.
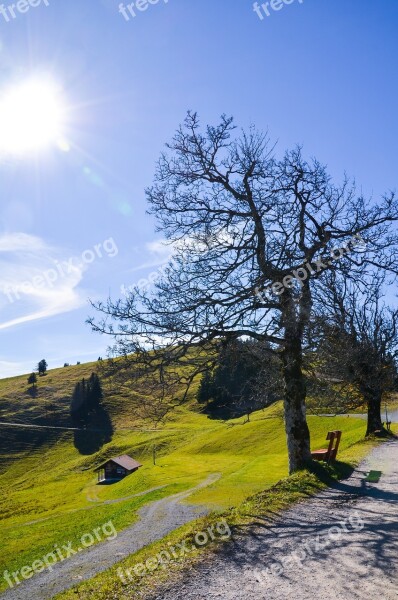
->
[0,404,369,594]
[1,362,390,596]
[54,432,389,600]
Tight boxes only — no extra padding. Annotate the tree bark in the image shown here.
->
[365,390,383,435]
[281,321,312,473]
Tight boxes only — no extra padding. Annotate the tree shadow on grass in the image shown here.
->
[26,386,38,399]
[73,406,114,455]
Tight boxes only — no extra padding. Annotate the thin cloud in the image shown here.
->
[0,360,33,378]
[128,239,173,273]
[0,232,87,331]
[0,232,47,253]
[0,289,85,331]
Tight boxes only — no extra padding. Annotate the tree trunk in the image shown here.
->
[281,328,312,473]
[365,391,383,435]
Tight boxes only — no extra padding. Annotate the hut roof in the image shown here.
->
[95,454,142,471]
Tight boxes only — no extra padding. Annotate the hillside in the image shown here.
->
[0,362,371,594]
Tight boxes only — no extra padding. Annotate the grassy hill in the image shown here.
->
[0,361,374,593]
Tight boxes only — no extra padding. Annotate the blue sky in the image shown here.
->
[0,0,397,377]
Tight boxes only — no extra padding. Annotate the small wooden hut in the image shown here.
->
[95,454,142,482]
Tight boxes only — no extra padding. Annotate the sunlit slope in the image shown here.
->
[0,363,367,592]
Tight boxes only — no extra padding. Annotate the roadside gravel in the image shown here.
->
[149,441,398,600]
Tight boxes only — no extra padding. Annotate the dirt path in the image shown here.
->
[148,440,398,600]
[1,485,169,531]
[0,474,220,600]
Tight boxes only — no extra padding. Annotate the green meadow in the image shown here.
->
[0,362,377,594]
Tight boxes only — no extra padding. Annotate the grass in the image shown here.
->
[0,363,393,596]
[53,432,386,600]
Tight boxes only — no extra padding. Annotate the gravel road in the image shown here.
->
[149,440,398,600]
[0,474,219,600]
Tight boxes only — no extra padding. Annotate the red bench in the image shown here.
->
[311,430,342,463]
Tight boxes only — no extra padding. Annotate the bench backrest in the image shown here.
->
[326,430,342,461]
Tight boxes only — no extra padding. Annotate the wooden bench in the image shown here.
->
[311,430,342,463]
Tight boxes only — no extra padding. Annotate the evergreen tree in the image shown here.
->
[28,373,37,387]
[37,359,48,376]
[70,373,104,425]
[198,340,281,419]
[86,373,103,412]
[70,381,88,425]
[196,370,214,405]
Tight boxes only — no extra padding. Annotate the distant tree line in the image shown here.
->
[197,340,282,420]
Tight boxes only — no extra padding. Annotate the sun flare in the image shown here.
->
[0,78,66,155]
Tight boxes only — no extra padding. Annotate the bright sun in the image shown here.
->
[0,78,66,155]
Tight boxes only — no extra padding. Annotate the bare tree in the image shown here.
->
[88,113,398,473]
[310,273,398,435]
